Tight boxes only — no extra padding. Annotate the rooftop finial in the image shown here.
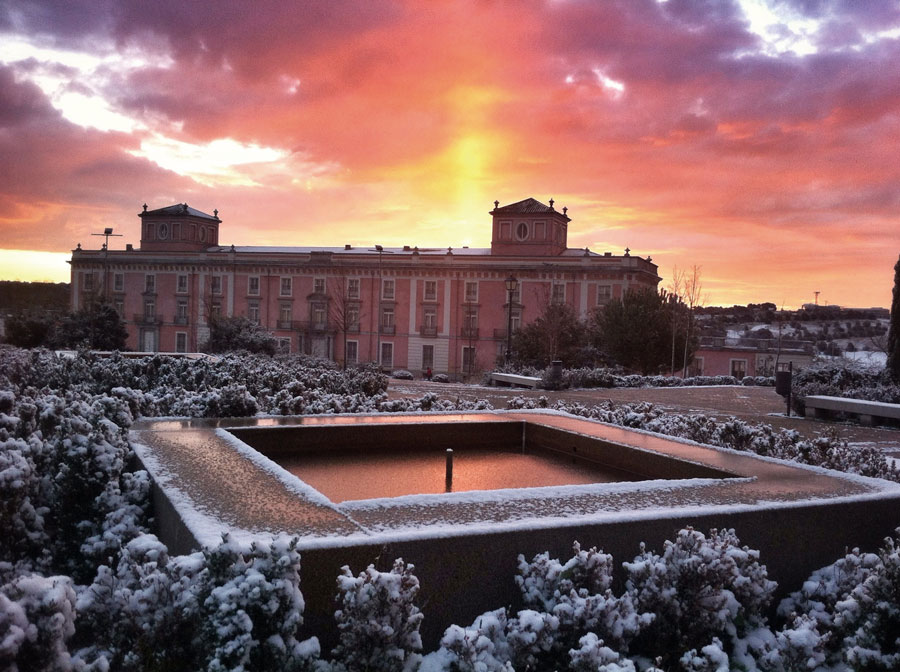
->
[494,200,499,209]
[563,206,567,215]
[182,203,188,213]
[549,198,554,209]
[142,203,148,212]
[214,209,218,218]
[624,247,630,257]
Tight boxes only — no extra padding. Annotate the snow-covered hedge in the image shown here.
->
[507,396,900,483]
[72,533,321,671]
[0,347,388,416]
[492,364,774,390]
[791,360,900,415]
[3,347,900,671]
[558,368,774,390]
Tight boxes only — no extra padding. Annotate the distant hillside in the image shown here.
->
[696,302,890,357]
[0,281,70,313]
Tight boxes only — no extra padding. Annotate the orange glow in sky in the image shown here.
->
[1,1,898,308]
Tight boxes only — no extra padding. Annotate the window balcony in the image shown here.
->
[460,327,479,339]
[276,319,293,329]
[419,325,438,338]
[307,320,331,332]
[346,323,361,333]
[133,313,162,325]
[174,316,189,325]
[380,324,396,335]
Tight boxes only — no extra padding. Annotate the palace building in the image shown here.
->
[69,198,660,376]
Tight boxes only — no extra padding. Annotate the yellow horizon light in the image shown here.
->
[0,250,72,283]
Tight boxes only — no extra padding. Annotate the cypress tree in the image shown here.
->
[887,254,900,381]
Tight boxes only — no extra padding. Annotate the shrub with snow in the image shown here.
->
[331,558,424,672]
[0,573,77,672]
[771,532,900,672]
[392,369,415,380]
[554,366,774,390]
[75,534,320,672]
[791,360,900,415]
[201,535,319,672]
[423,608,515,672]
[623,527,776,668]
[511,542,648,668]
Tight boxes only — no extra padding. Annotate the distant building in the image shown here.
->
[692,336,815,379]
[69,198,660,376]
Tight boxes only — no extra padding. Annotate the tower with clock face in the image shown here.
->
[138,202,221,251]
[489,197,571,256]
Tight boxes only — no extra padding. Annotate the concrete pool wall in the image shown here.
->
[131,411,900,648]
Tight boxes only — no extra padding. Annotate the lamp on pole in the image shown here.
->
[505,275,518,366]
[373,245,384,370]
[91,227,122,302]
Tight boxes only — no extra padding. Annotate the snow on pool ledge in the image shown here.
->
[130,409,900,647]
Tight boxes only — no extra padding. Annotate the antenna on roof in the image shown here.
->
[92,227,123,250]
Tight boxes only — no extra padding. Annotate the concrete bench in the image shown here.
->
[490,372,542,389]
[804,395,900,426]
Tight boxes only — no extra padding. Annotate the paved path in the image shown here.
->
[387,381,900,457]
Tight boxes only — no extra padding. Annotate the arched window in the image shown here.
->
[516,222,529,241]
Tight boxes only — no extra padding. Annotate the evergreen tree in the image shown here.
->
[55,302,128,350]
[205,315,278,355]
[4,311,57,347]
[594,287,694,375]
[511,302,590,368]
[887,254,900,381]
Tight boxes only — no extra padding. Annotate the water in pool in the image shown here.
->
[274,447,645,502]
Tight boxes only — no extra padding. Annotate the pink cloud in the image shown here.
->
[1,0,898,307]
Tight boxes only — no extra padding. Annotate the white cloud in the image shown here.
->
[592,69,625,98]
[0,33,172,133]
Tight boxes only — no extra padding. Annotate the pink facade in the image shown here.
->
[692,338,815,379]
[69,198,660,376]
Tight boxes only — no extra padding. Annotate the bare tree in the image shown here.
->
[461,297,479,378]
[329,276,364,369]
[668,267,686,375]
[681,265,704,377]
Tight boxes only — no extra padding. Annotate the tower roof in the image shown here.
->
[490,197,570,221]
[140,203,220,221]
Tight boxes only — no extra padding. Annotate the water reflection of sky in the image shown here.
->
[275,448,643,502]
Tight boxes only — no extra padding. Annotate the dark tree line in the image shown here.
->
[4,300,128,350]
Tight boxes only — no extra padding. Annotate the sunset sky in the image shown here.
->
[1,0,898,308]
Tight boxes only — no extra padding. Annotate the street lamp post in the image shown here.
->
[505,275,518,366]
[91,227,122,302]
[375,245,383,370]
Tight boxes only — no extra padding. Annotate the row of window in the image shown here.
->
[154,328,475,373]
[339,341,476,373]
[86,272,616,307]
